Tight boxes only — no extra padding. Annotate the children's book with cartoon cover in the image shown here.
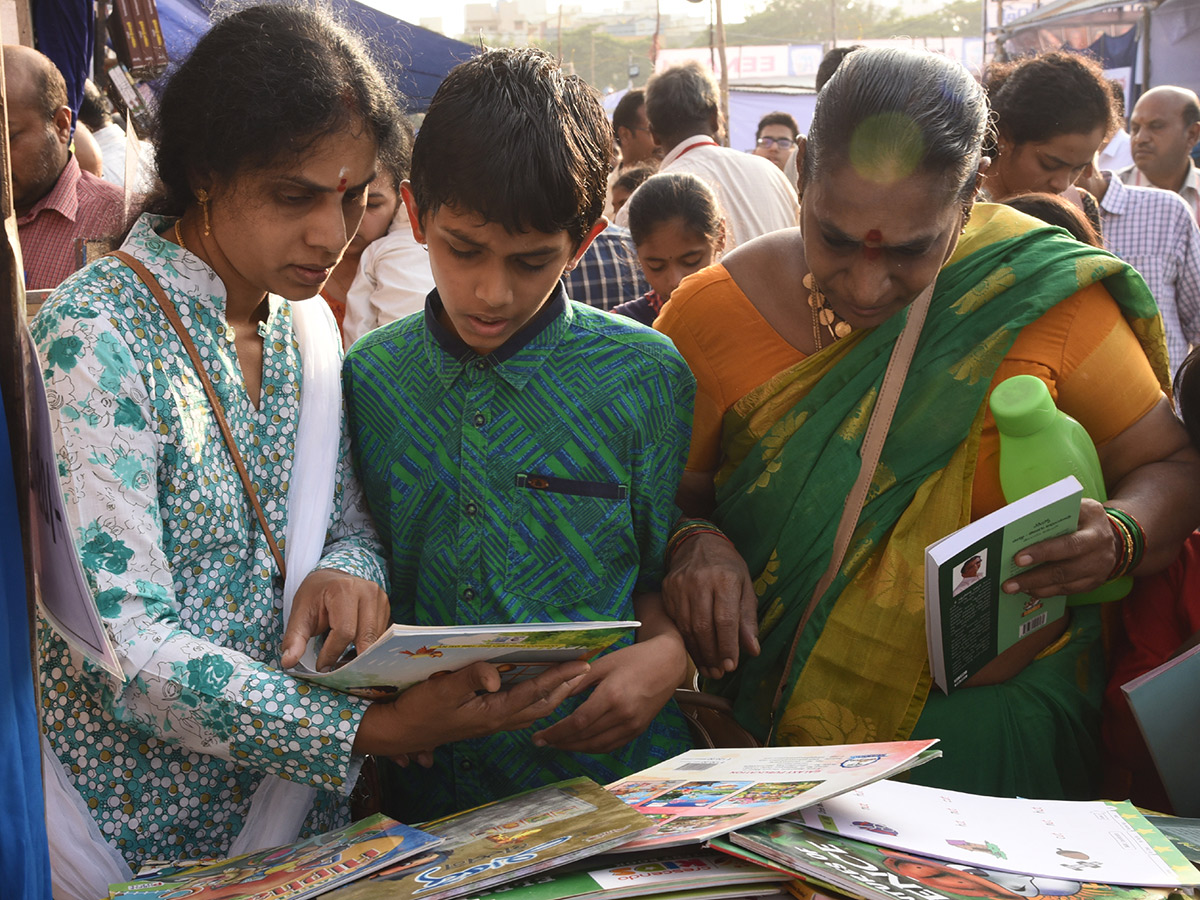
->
[604,741,941,852]
[789,779,1200,887]
[289,621,637,699]
[106,814,440,900]
[723,819,1183,900]
[460,847,790,900]
[324,777,653,900]
[1145,818,1200,865]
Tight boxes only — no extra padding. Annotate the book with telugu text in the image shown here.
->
[107,814,441,900]
[604,742,940,852]
[325,777,653,900]
[925,476,1082,693]
[289,621,637,699]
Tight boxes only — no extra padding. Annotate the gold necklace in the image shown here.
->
[174,219,188,253]
[805,272,852,351]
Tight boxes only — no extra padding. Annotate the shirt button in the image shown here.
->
[460,760,473,771]
[462,588,475,601]
[473,412,486,427]
[474,360,486,371]
[465,502,477,516]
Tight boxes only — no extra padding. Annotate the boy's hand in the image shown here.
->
[281,569,390,671]
[353,660,590,758]
[662,533,760,680]
[530,632,687,754]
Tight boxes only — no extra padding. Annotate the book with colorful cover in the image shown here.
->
[724,819,1181,900]
[289,621,637,699]
[790,779,1200,887]
[604,741,940,852]
[1145,818,1200,866]
[460,848,789,900]
[107,814,440,900]
[325,777,653,900]
[925,476,1082,693]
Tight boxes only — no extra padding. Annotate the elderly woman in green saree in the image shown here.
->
[656,48,1200,799]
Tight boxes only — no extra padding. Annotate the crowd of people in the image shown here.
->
[9,5,1200,897]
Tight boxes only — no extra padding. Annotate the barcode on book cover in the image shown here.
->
[1019,613,1048,637]
[676,762,721,771]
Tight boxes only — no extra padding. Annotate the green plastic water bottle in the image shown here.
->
[988,374,1131,605]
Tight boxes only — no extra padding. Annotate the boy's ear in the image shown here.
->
[399,181,427,244]
[566,218,609,271]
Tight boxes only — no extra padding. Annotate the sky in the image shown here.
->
[360,0,761,40]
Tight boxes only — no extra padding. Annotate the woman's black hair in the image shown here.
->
[986,51,1116,151]
[1003,192,1102,247]
[626,172,722,247]
[150,3,408,216]
[802,47,989,204]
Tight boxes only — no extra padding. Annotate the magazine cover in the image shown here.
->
[290,621,637,699]
[461,848,789,900]
[726,820,1179,900]
[325,777,653,900]
[790,779,1200,887]
[605,741,940,851]
[107,814,441,900]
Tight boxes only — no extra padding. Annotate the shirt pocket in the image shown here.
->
[504,473,635,615]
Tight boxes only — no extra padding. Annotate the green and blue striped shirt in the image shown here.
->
[344,286,695,819]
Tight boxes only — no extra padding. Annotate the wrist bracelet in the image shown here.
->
[1104,507,1146,579]
[666,517,732,566]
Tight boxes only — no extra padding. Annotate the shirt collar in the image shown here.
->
[17,155,79,226]
[423,284,572,390]
[661,134,719,168]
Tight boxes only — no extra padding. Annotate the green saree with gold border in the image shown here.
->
[709,204,1168,798]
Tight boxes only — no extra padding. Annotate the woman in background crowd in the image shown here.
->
[614,171,724,326]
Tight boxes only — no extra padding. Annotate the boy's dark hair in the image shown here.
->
[408,47,611,247]
[151,3,408,218]
[756,111,799,140]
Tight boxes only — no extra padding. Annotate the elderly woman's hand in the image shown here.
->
[1001,498,1118,598]
[280,568,390,671]
[662,532,760,680]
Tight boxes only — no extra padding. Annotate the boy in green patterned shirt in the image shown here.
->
[342,47,696,820]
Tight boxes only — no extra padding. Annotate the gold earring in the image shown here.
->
[195,188,211,236]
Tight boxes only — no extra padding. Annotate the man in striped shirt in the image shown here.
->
[3,45,123,290]
[1119,86,1200,227]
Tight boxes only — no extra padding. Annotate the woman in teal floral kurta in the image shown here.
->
[35,214,383,860]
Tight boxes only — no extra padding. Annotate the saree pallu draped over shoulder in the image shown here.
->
[708,205,1168,761]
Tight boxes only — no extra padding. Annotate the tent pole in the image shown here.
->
[1140,4,1152,91]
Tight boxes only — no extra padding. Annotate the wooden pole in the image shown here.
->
[715,0,729,147]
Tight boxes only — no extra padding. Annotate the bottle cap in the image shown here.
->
[989,374,1056,437]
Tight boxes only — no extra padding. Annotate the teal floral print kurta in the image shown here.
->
[33,215,387,865]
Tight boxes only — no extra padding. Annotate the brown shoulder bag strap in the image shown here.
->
[764,279,936,744]
[108,250,288,581]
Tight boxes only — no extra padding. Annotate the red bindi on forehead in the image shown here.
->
[865,229,882,243]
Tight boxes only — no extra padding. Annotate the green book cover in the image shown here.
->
[924,476,1082,693]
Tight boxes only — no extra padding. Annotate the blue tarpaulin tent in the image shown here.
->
[155,0,478,110]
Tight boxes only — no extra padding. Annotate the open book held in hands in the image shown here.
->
[925,476,1082,693]
[288,620,637,699]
